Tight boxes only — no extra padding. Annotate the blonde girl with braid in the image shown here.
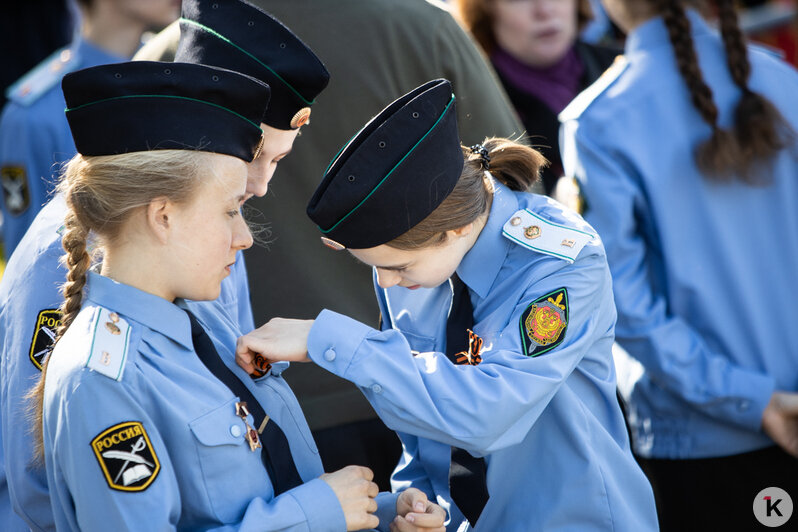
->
[29,61,394,532]
[560,0,798,530]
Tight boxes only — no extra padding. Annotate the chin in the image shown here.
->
[183,286,222,302]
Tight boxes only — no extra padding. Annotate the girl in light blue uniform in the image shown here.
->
[237,79,659,531]
[0,2,333,529]
[559,0,798,529]
[32,61,387,532]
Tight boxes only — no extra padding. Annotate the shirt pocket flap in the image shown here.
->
[189,397,248,448]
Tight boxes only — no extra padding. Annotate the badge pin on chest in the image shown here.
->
[235,401,262,452]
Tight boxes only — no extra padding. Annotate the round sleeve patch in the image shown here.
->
[519,288,568,357]
[91,421,160,491]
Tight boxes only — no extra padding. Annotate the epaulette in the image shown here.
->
[84,307,131,381]
[5,47,81,107]
[502,209,595,263]
[558,54,628,123]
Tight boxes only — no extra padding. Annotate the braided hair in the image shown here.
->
[654,0,793,183]
[28,149,209,461]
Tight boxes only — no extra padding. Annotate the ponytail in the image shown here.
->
[388,137,546,250]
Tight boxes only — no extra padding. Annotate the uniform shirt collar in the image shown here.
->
[457,179,516,299]
[85,271,193,350]
[626,8,710,56]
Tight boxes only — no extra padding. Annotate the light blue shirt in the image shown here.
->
[0,37,124,259]
[43,272,344,531]
[560,11,798,459]
[0,196,254,531]
[307,182,658,531]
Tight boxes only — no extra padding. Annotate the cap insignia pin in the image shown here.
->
[321,236,345,251]
[290,107,311,129]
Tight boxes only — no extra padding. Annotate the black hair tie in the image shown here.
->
[469,144,490,170]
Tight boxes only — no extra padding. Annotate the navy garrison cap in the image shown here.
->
[307,79,462,250]
[176,0,329,130]
[63,61,270,161]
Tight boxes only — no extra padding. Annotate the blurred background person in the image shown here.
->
[0,0,76,112]
[0,0,179,260]
[561,0,798,530]
[134,0,526,491]
[455,0,619,195]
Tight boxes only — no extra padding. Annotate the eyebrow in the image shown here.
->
[353,257,411,271]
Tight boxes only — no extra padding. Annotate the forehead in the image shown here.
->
[197,153,248,194]
[259,124,300,156]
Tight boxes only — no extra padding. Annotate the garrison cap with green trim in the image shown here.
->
[307,79,463,249]
[62,61,270,162]
[176,0,329,130]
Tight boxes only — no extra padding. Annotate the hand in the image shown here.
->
[390,488,446,532]
[236,318,314,374]
[320,466,379,531]
[762,391,798,457]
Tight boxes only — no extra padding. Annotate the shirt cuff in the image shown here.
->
[287,477,347,531]
[374,491,400,532]
[728,366,776,432]
[308,309,373,378]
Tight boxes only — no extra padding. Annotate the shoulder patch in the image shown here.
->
[91,421,160,491]
[558,54,628,122]
[519,288,568,357]
[28,309,62,371]
[6,47,80,106]
[85,308,131,381]
[1,166,30,216]
[502,208,594,262]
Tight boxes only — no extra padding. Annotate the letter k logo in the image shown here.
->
[765,496,783,517]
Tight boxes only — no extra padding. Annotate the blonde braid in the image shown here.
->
[28,210,91,463]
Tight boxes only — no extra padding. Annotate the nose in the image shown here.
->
[532,0,555,16]
[376,268,401,289]
[233,216,254,251]
[246,158,271,198]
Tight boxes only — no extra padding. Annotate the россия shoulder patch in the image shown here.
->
[91,421,160,491]
[29,309,62,370]
[519,288,568,357]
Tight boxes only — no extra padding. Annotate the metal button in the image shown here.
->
[324,348,336,362]
[230,424,242,438]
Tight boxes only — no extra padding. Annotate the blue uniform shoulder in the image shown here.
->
[53,304,136,384]
[6,46,81,107]
[559,55,629,123]
[502,194,599,263]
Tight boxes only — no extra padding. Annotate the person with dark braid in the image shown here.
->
[560,0,798,530]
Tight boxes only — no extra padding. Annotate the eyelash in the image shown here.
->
[227,210,240,218]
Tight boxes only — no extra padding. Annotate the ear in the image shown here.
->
[145,197,174,245]
[448,222,474,239]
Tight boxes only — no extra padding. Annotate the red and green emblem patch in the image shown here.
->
[519,288,568,357]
